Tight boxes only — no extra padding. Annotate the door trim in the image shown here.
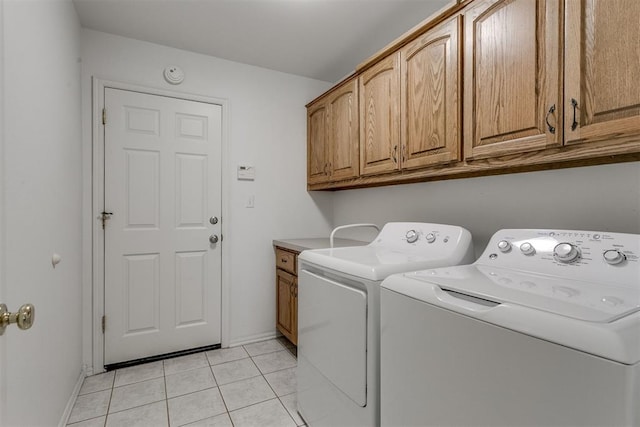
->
[0,1,6,422]
[89,78,231,374]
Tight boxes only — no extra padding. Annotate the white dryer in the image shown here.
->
[381,229,640,426]
[297,222,474,426]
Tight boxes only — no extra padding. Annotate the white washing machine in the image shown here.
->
[297,222,474,426]
[381,229,640,427]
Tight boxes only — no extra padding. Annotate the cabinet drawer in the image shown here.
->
[276,248,297,274]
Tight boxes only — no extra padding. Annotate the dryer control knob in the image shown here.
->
[520,242,535,256]
[554,243,581,263]
[497,240,512,252]
[406,230,418,243]
[425,233,436,243]
[603,249,626,265]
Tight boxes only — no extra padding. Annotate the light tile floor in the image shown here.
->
[67,338,303,427]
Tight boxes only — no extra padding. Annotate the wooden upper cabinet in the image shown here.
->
[463,0,562,160]
[307,101,329,185]
[564,0,640,146]
[401,15,462,170]
[328,79,359,180]
[359,53,401,176]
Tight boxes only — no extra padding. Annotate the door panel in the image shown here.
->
[276,269,294,338]
[307,103,329,184]
[359,53,401,175]
[401,15,462,169]
[464,0,562,159]
[176,154,207,228]
[125,149,159,228]
[328,79,359,180]
[104,88,222,365]
[123,254,160,335]
[564,0,640,145]
[298,269,367,406]
[175,251,207,327]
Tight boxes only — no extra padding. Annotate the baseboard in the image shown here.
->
[58,366,86,427]
[228,331,278,348]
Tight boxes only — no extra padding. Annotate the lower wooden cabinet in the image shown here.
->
[275,247,298,345]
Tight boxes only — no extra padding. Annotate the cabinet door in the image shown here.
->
[564,0,640,146]
[463,0,562,160]
[359,53,401,175]
[291,277,298,346]
[401,15,462,170]
[307,101,329,185]
[276,269,295,341]
[328,79,359,181]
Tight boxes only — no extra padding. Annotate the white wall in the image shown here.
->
[3,1,83,425]
[80,30,334,365]
[333,162,640,255]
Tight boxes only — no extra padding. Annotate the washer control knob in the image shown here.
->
[519,242,535,256]
[406,230,418,243]
[603,249,626,265]
[554,243,581,263]
[425,233,436,243]
[497,240,512,253]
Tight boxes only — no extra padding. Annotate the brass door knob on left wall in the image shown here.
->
[0,303,35,335]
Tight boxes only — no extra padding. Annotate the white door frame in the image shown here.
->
[90,78,231,373]
[0,0,7,421]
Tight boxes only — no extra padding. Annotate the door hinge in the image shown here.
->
[102,108,107,125]
[101,315,105,333]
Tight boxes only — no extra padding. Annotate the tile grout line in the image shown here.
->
[209,359,233,423]
[163,360,171,427]
[102,371,115,426]
[258,353,299,427]
[104,372,115,427]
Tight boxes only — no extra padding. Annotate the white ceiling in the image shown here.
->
[72,0,451,83]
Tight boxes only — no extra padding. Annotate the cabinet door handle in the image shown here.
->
[570,98,579,131]
[281,258,287,263]
[545,104,556,134]
[392,145,398,163]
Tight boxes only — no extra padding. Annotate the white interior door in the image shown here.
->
[104,88,222,365]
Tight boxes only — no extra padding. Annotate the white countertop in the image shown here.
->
[273,238,367,253]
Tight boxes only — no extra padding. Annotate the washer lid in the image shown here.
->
[383,266,640,364]
[405,265,640,323]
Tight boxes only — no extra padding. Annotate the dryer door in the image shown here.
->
[298,269,367,406]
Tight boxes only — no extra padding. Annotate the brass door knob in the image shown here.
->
[0,303,35,335]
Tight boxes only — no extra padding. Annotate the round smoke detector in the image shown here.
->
[163,66,185,85]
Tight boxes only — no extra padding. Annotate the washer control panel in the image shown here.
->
[481,229,640,287]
